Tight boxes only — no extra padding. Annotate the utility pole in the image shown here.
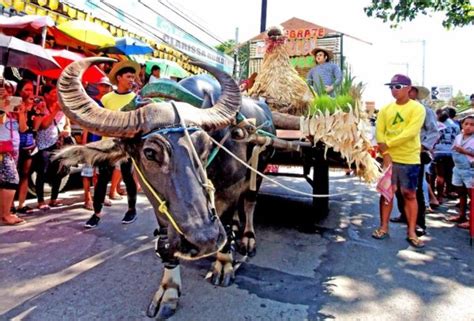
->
[233,27,240,79]
[260,0,267,33]
[401,39,426,86]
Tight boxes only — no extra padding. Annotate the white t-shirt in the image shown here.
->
[36,109,67,150]
[148,74,161,84]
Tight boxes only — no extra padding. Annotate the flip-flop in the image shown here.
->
[83,202,94,211]
[108,194,123,200]
[406,236,425,248]
[38,204,50,211]
[447,216,467,223]
[372,228,389,240]
[457,221,470,229]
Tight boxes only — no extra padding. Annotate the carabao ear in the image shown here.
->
[53,139,127,167]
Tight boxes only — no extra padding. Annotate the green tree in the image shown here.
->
[215,40,250,80]
[215,40,236,54]
[364,0,474,28]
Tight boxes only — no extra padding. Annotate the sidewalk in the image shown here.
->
[1,173,473,320]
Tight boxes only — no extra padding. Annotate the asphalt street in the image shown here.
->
[1,170,473,321]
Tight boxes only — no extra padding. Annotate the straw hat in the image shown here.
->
[108,60,140,85]
[311,47,334,61]
[412,85,430,100]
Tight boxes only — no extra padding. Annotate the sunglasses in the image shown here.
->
[389,84,408,90]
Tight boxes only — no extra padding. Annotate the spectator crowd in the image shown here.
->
[1,31,473,249]
[0,31,164,227]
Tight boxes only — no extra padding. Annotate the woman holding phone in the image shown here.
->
[13,80,44,214]
[0,79,25,225]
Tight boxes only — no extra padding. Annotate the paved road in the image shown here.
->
[1,171,473,321]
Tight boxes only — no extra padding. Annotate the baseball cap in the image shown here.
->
[384,74,412,86]
[95,76,112,87]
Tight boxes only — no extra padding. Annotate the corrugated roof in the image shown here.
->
[246,17,371,45]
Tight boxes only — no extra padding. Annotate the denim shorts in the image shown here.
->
[81,164,94,177]
[391,163,420,191]
[452,167,474,188]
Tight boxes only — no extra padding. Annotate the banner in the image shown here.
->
[431,85,453,101]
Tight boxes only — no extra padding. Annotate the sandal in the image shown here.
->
[1,215,26,226]
[108,194,123,200]
[103,198,112,207]
[17,206,34,214]
[457,221,470,229]
[406,236,425,248]
[38,203,50,211]
[49,200,63,207]
[447,215,467,223]
[372,228,389,240]
[83,201,94,211]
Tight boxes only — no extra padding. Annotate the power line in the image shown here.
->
[98,0,167,43]
[157,0,225,44]
[139,0,225,45]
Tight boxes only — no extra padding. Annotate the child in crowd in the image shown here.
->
[449,115,474,228]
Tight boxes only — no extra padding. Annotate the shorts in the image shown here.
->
[391,163,420,191]
[0,153,20,190]
[81,164,94,177]
[452,167,474,188]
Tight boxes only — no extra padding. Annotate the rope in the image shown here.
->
[208,135,354,198]
[131,157,185,235]
[172,102,218,213]
[248,136,272,191]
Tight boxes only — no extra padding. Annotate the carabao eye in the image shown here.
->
[144,148,156,161]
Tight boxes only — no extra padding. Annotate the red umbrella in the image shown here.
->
[31,49,105,83]
[0,15,54,36]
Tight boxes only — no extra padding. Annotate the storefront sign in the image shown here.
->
[286,28,326,39]
[155,16,233,73]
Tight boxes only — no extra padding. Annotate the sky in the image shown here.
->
[163,0,474,107]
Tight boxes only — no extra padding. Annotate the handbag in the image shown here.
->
[56,135,75,149]
[53,117,75,149]
[0,115,14,155]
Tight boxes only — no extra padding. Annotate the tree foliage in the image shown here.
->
[215,40,236,54]
[364,0,474,28]
[215,40,250,80]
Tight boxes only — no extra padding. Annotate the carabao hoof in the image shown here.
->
[209,259,235,287]
[156,303,177,320]
[239,231,256,257]
[146,288,179,319]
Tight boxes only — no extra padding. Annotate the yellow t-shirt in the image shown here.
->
[376,99,425,164]
[100,91,136,140]
[101,91,136,111]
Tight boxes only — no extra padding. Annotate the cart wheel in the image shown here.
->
[27,170,70,198]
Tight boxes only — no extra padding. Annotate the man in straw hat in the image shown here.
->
[306,47,342,97]
[84,60,140,229]
[391,84,439,238]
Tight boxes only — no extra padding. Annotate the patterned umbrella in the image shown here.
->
[100,37,153,55]
[0,34,59,71]
[30,49,105,83]
[145,58,189,79]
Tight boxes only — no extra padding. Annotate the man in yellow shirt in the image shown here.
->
[85,61,140,229]
[374,74,426,248]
